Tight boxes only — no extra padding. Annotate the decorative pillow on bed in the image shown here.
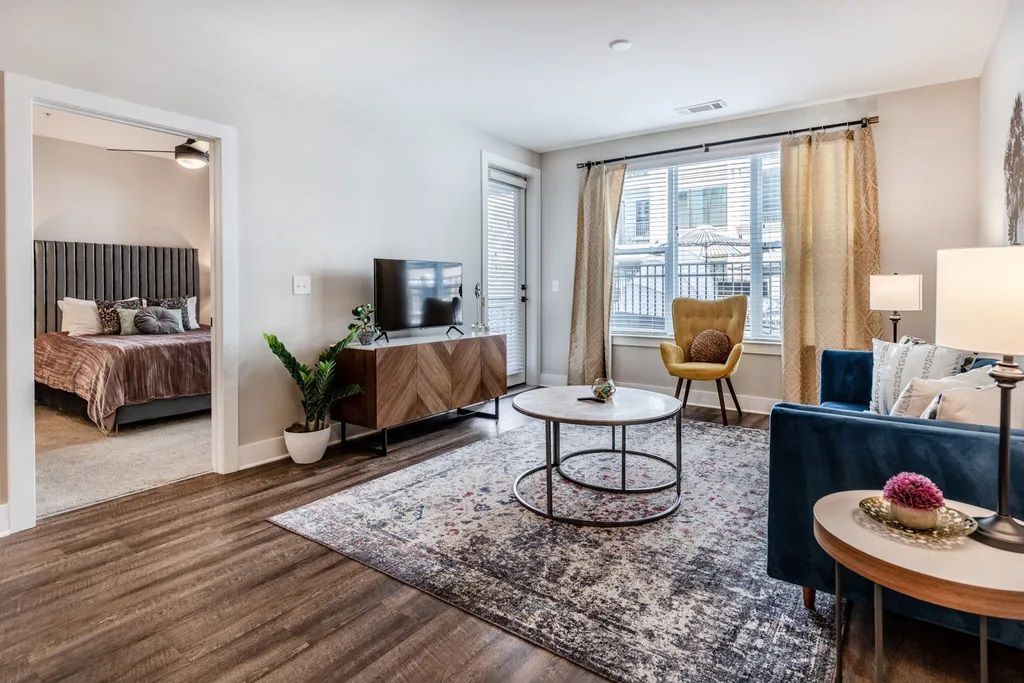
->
[149,296,198,330]
[134,306,184,334]
[57,297,103,336]
[95,297,143,335]
[116,307,142,335]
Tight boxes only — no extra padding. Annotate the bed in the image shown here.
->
[33,240,211,432]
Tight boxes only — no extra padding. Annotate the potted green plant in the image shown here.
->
[349,304,379,345]
[263,331,361,463]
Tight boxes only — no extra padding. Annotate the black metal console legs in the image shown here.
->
[340,397,500,457]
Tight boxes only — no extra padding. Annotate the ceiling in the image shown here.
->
[33,107,208,160]
[1,1,1010,152]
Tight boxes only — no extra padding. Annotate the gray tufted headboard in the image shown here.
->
[34,240,200,336]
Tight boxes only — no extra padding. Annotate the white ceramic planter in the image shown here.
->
[283,425,331,464]
[891,503,939,530]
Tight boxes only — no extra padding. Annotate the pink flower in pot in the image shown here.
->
[882,472,945,530]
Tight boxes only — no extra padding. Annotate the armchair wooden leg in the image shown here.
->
[802,586,816,610]
[674,377,683,399]
[682,379,692,411]
[715,379,728,426]
[725,377,743,417]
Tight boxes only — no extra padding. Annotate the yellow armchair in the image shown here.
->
[660,295,747,425]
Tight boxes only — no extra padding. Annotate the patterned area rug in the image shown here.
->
[270,419,837,682]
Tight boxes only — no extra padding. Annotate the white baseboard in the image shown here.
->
[615,380,778,415]
[238,422,348,470]
[0,504,10,537]
[540,373,568,386]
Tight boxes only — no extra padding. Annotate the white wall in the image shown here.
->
[540,80,980,407]
[33,136,212,321]
[0,29,538,459]
[979,0,1024,246]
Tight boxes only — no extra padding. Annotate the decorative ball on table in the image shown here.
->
[591,378,616,401]
[883,472,945,530]
[689,329,731,363]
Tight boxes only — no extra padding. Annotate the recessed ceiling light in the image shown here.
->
[608,39,632,52]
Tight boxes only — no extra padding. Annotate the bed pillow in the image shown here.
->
[149,296,198,330]
[116,307,141,335]
[134,306,184,334]
[889,365,994,418]
[869,338,974,414]
[57,297,102,336]
[95,297,143,335]
[187,296,199,329]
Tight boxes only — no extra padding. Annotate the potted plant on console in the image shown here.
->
[349,304,379,345]
[263,331,361,463]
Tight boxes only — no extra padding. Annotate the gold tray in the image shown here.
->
[859,496,978,539]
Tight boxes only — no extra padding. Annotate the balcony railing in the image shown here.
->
[611,260,783,339]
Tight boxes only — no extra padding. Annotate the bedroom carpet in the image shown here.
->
[35,405,211,517]
[270,418,838,683]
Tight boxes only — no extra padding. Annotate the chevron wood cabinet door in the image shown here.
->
[332,333,507,430]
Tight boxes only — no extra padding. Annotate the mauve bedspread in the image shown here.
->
[34,327,211,432]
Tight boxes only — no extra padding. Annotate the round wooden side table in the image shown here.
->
[813,490,1024,682]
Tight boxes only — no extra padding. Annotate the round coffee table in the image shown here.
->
[814,490,1024,682]
[511,385,682,527]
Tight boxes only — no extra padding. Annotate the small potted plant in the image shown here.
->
[882,472,945,530]
[349,304,379,346]
[263,331,361,464]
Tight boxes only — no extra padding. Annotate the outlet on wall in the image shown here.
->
[292,275,311,295]
[551,279,560,293]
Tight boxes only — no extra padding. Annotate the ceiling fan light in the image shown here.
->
[174,144,209,170]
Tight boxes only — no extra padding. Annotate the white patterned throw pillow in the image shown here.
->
[869,339,974,414]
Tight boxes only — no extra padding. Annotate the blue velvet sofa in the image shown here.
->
[768,349,1024,649]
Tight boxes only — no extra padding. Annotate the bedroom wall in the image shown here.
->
[979,0,1023,246]
[0,13,539,471]
[32,136,212,322]
[539,79,980,408]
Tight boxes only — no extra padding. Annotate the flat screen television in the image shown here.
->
[374,258,463,331]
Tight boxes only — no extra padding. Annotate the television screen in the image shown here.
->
[374,259,463,331]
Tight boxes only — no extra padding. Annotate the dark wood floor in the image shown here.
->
[1,398,1019,681]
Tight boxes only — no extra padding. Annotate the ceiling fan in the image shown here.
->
[106,137,209,170]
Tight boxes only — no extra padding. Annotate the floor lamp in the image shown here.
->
[870,273,923,342]
[936,247,1024,552]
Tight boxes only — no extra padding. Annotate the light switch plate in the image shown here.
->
[292,275,312,295]
[551,279,560,293]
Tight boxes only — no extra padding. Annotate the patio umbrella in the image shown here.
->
[678,225,749,262]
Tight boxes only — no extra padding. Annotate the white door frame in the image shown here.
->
[480,151,541,387]
[1,72,240,533]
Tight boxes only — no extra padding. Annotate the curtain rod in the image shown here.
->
[575,116,879,169]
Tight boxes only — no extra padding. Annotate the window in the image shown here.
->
[634,199,650,239]
[678,185,727,228]
[611,148,783,340]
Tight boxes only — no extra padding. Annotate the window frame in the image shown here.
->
[610,143,783,342]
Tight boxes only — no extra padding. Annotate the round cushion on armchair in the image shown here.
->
[134,306,184,334]
[689,328,731,363]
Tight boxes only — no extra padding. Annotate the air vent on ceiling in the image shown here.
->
[675,99,727,115]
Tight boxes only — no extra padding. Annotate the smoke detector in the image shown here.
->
[675,100,727,115]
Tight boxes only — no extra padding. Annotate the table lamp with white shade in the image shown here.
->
[936,246,1024,552]
[870,273,923,342]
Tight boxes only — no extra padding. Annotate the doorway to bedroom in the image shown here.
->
[31,106,214,517]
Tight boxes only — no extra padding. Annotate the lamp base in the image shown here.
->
[972,513,1024,553]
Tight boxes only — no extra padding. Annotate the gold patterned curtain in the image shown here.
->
[567,163,627,385]
[781,128,881,403]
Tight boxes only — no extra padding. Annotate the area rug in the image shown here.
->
[36,405,212,517]
[270,419,837,682]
